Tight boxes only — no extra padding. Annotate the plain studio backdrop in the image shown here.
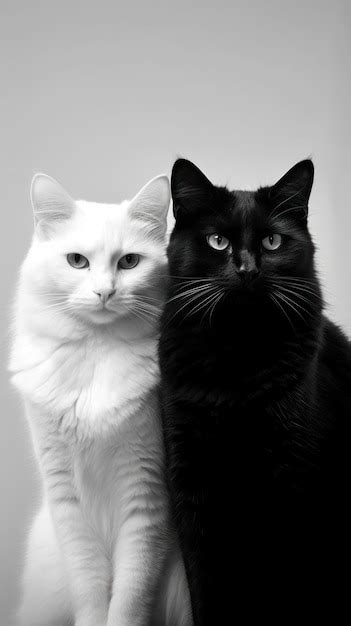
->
[0,0,350,623]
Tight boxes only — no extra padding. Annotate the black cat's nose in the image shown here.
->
[236,268,260,282]
[235,250,260,282]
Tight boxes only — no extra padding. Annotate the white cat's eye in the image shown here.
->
[118,254,140,270]
[206,234,230,251]
[262,234,282,251]
[67,253,89,269]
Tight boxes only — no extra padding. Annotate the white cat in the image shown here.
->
[9,173,191,626]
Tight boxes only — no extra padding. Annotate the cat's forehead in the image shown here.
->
[232,190,258,218]
[213,188,267,230]
[58,200,152,252]
[76,198,129,223]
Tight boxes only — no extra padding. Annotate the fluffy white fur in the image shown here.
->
[9,174,191,626]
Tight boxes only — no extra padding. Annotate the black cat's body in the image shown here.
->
[159,159,351,624]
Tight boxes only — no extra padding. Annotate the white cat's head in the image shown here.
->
[22,173,170,328]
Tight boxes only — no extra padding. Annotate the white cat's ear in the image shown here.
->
[30,173,75,237]
[128,175,170,239]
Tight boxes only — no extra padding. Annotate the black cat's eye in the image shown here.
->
[262,234,282,251]
[206,234,230,251]
[67,253,89,269]
[118,253,140,269]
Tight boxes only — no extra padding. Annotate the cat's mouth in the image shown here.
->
[83,303,119,324]
[97,303,117,315]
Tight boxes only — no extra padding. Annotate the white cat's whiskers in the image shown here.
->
[125,306,157,327]
[125,296,162,319]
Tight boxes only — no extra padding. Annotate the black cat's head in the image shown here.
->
[167,158,322,330]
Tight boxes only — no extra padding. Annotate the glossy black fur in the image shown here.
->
[159,159,351,624]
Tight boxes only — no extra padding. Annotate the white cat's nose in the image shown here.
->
[94,288,116,304]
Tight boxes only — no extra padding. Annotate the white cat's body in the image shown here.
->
[10,176,191,626]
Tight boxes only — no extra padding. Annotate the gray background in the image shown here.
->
[1,0,350,624]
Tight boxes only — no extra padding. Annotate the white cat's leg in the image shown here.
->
[153,544,193,626]
[18,503,73,626]
[107,504,169,626]
[27,403,111,626]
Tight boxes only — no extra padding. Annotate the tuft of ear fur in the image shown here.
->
[270,160,314,221]
[128,174,170,239]
[31,174,75,238]
[171,159,214,219]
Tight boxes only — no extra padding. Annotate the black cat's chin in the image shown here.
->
[190,284,321,354]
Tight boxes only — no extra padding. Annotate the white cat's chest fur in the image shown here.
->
[11,327,159,440]
[11,327,164,545]
[71,407,164,547]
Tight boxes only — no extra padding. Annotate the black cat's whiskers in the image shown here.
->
[269,279,322,318]
[271,287,313,324]
[167,287,218,323]
[182,290,219,320]
[185,288,224,326]
[268,275,322,302]
[275,290,309,321]
[171,276,223,292]
[270,281,318,303]
[274,285,319,309]
[276,283,321,299]
[273,275,322,292]
[166,278,224,305]
[166,280,226,325]
[207,290,226,328]
[167,283,217,305]
[153,273,220,282]
[270,292,298,335]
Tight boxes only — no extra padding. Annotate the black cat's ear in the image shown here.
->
[270,160,314,220]
[171,159,214,219]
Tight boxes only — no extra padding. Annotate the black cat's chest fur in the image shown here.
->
[161,318,323,495]
[160,317,350,623]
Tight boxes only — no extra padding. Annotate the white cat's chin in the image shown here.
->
[81,307,120,326]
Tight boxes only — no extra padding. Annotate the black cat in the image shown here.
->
[159,158,351,624]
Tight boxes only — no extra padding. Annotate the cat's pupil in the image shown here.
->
[75,254,81,263]
[216,236,222,245]
[269,235,274,245]
[126,254,132,263]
